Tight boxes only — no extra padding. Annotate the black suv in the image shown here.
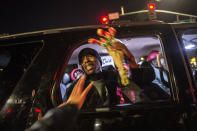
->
[0,22,197,131]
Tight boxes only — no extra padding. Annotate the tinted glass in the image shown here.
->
[0,42,43,110]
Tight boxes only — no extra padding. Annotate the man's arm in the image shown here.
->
[110,41,138,68]
[28,75,93,131]
[28,104,78,131]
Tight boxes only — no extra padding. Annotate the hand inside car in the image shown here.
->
[58,75,94,110]
[88,27,138,86]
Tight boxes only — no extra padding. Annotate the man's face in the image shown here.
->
[81,55,100,75]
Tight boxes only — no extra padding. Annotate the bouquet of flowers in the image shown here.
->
[88,27,129,86]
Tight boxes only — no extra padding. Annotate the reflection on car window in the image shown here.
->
[0,42,42,110]
[182,30,197,84]
[59,35,172,109]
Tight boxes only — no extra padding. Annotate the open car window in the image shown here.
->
[58,33,172,110]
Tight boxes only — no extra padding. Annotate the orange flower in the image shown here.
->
[97,29,105,36]
[100,38,107,43]
[104,31,111,39]
[108,27,116,36]
[88,38,97,44]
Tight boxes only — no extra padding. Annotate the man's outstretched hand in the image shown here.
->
[58,75,93,110]
[29,75,93,131]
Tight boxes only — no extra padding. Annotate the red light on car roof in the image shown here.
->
[101,16,109,24]
[102,17,107,22]
[148,3,155,10]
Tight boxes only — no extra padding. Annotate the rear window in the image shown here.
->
[0,41,43,110]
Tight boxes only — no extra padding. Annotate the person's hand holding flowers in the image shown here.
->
[88,27,132,86]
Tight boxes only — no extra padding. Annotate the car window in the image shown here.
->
[0,41,43,110]
[58,33,172,109]
[181,30,197,84]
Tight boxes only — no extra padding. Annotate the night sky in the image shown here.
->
[0,0,197,34]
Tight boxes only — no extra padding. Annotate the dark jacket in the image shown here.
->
[66,70,120,109]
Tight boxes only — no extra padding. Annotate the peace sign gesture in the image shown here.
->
[58,75,94,110]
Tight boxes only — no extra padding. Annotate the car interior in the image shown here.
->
[59,35,172,108]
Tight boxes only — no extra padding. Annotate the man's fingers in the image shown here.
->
[76,75,86,94]
[70,75,84,96]
[81,82,94,100]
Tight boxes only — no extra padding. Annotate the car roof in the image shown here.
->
[0,21,166,40]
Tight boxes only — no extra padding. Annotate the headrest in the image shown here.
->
[62,73,70,84]
[139,61,152,68]
[102,65,115,71]
[131,67,155,86]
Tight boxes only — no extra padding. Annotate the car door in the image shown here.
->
[173,23,197,131]
[0,39,44,131]
[49,23,194,131]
